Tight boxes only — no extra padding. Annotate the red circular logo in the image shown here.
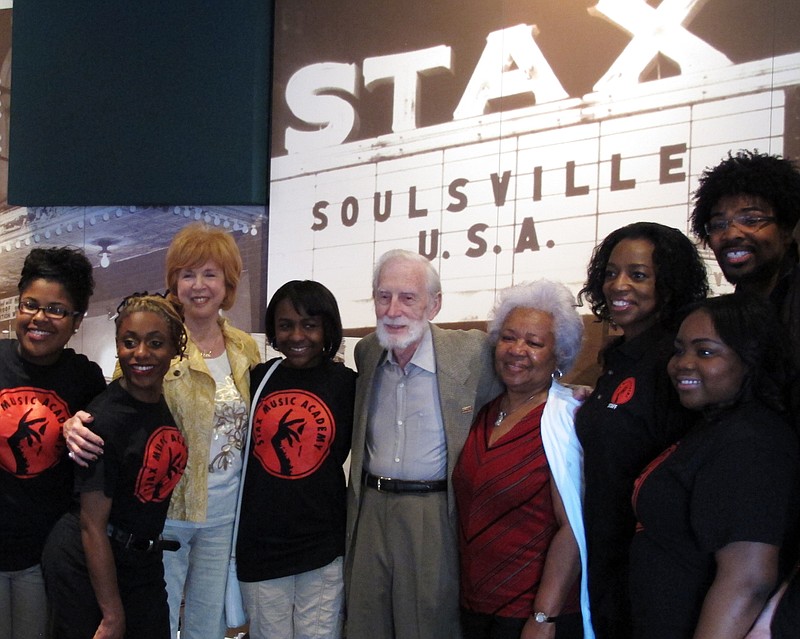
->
[134,425,188,503]
[0,387,70,478]
[610,377,636,405]
[252,390,335,479]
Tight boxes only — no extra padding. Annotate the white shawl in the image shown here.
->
[541,381,595,639]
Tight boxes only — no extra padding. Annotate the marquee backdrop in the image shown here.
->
[267,0,800,330]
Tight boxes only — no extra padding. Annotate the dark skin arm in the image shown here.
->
[743,578,788,639]
[694,541,778,639]
[80,491,125,639]
[521,471,582,639]
[744,561,799,639]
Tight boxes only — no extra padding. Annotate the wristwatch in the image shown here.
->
[533,612,555,623]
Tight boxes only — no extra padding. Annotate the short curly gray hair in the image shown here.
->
[488,280,583,374]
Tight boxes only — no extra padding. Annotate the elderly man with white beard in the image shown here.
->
[344,249,501,639]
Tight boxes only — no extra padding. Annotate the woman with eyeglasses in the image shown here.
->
[0,247,106,639]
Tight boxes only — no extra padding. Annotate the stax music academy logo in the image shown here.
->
[0,387,70,478]
[607,377,636,410]
[134,425,188,503]
[253,389,335,479]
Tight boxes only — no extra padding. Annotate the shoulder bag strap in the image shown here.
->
[230,358,282,559]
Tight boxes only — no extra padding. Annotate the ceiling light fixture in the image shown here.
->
[97,238,114,268]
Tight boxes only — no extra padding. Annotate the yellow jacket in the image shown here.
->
[163,318,261,522]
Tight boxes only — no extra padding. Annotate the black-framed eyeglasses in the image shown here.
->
[18,299,82,320]
[704,214,777,236]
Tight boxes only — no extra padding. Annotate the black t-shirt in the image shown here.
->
[76,380,187,540]
[574,324,691,626]
[769,261,800,639]
[237,358,356,581]
[769,259,800,370]
[0,340,105,570]
[630,401,799,639]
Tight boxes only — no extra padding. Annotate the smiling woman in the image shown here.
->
[0,247,106,639]
[63,224,262,639]
[667,309,747,411]
[600,238,658,340]
[575,222,709,639]
[629,294,798,638]
[43,293,189,639]
[454,279,593,639]
[116,295,188,404]
[157,224,261,639]
[237,280,355,639]
[16,279,84,366]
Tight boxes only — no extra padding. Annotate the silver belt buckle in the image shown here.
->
[377,476,383,491]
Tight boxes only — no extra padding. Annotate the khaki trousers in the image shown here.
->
[346,487,460,639]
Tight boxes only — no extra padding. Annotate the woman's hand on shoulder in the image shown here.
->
[568,384,593,402]
[64,411,104,468]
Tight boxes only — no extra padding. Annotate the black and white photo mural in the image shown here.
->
[268,0,800,328]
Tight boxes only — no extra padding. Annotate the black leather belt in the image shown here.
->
[107,524,180,553]
[363,471,447,494]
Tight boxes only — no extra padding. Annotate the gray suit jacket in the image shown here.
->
[345,323,501,553]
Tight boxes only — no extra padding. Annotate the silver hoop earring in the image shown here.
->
[551,368,563,380]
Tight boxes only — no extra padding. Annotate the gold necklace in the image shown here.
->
[193,333,222,358]
[494,391,543,427]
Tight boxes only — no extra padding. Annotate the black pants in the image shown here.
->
[461,608,583,639]
[42,512,170,639]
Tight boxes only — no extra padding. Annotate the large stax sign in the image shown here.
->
[268,0,800,325]
[283,0,731,151]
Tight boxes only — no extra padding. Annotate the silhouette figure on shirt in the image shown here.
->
[271,409,305,476]
[8,408,48,476]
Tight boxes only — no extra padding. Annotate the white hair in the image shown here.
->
[488,279,583,374]
[371,249,441,301]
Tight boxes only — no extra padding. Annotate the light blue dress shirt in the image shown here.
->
[364,325,447,480]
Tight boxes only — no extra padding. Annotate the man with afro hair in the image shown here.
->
[692,150,800,638]
[691,149,800,364]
